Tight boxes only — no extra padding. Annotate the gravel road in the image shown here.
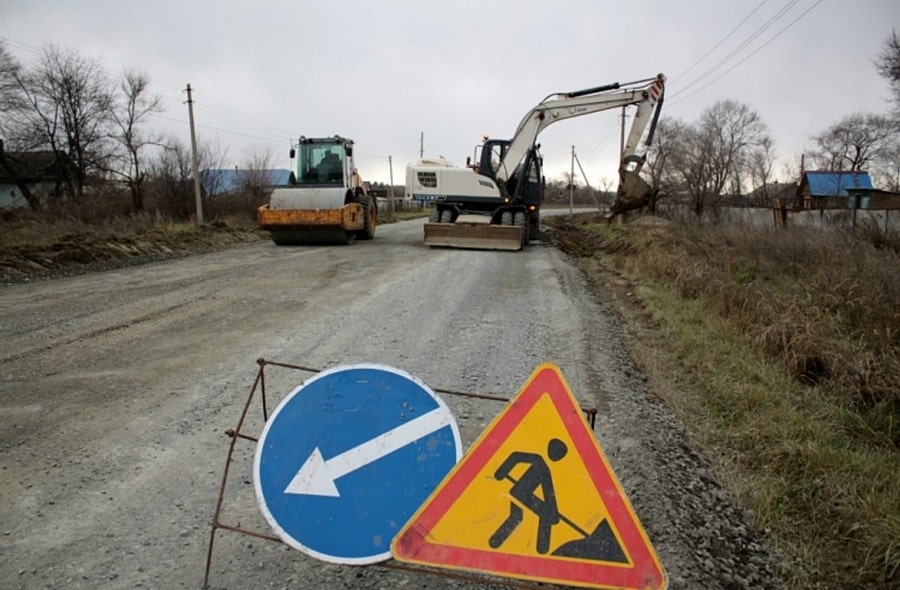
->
[0,216,781,589]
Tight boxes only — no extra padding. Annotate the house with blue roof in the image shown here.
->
[199,168,294,197]
[798,170,873,209]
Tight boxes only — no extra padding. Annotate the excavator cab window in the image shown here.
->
[477,139,510,180]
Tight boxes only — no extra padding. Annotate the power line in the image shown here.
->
[197,92,290,139]
[148,111,287,145]
[0,35,41,67]
[670,0,803,100]
[670,0,769,85]
[670,0,823,107]
[579,116,619,157]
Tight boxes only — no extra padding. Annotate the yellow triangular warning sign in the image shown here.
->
[391,363,666,590]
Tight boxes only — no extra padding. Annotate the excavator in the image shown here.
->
[406,74,665,251]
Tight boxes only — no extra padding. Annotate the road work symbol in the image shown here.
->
[392,363,667,590]
[488,437,627,562]
[489,439,567,554]
[254,364,461,565]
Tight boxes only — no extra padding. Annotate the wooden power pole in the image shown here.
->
[388,155,395,214]
[569,145,576,215]
[186,83,204,225]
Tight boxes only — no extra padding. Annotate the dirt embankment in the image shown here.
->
[0,224,265,284]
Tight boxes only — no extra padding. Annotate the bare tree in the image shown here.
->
[16,44,114,200]
[597,176,616,206]
[149,137,194,219]
[810,113,898,172]
[237,145,275,199]
[645,117,689,199]
[557,171,577,189]
[108,69,163,212]
[874,139,900,191]
[150,136,228,219]
[660,100,770,218]
[0,41,25,138]
[746,136,776,203]
[875,29,900,117]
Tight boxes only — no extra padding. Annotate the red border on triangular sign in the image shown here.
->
[392,363,666,590]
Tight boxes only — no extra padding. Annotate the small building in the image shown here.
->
[0,144,72,209]
[846,187,900,210]
[797,170,873,210]
[199,168,294,197]
[744,182,797,207]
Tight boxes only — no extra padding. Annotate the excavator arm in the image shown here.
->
[494,74,665,211]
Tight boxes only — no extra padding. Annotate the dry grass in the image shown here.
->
[551,217,900,589]
[0,193,266,249]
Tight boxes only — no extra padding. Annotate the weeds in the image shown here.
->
[550,215,900,589]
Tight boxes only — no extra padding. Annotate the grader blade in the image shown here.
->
[423,222,524,251]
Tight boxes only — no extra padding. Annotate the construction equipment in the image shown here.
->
[258,136,376,245]
[406,74,666,251]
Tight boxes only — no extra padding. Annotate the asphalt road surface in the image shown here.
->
[0,216,780,589]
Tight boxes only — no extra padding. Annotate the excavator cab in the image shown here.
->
[476,139,543,207]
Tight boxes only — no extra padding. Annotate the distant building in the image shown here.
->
[797,170,873,209]
[845,187,900,210]
[744,182,797,207]
[199,168,294,197]
[0,142,73,209]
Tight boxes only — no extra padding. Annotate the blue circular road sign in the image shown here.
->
[254,364,462,564]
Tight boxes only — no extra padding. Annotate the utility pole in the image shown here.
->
[186,83,204,225]
[572,150,599,210]
[569,145,576,216]
[419,132,424,158]
[388,155,395,214]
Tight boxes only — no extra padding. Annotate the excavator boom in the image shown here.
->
[494,75,665,189]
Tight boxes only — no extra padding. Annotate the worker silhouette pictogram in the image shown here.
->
[488,438,568,554]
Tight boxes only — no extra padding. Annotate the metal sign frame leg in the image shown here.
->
[203,358,319,589]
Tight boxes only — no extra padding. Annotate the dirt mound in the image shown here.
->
[0,224,265,284]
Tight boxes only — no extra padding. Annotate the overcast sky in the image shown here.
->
[2,1,898,184]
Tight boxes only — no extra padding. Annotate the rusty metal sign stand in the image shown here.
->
[203,357,596,590]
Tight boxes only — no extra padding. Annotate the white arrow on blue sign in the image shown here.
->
[253,364,462,565]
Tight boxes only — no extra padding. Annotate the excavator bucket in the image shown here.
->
[607,169,654,218]
[423,221,524,251]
